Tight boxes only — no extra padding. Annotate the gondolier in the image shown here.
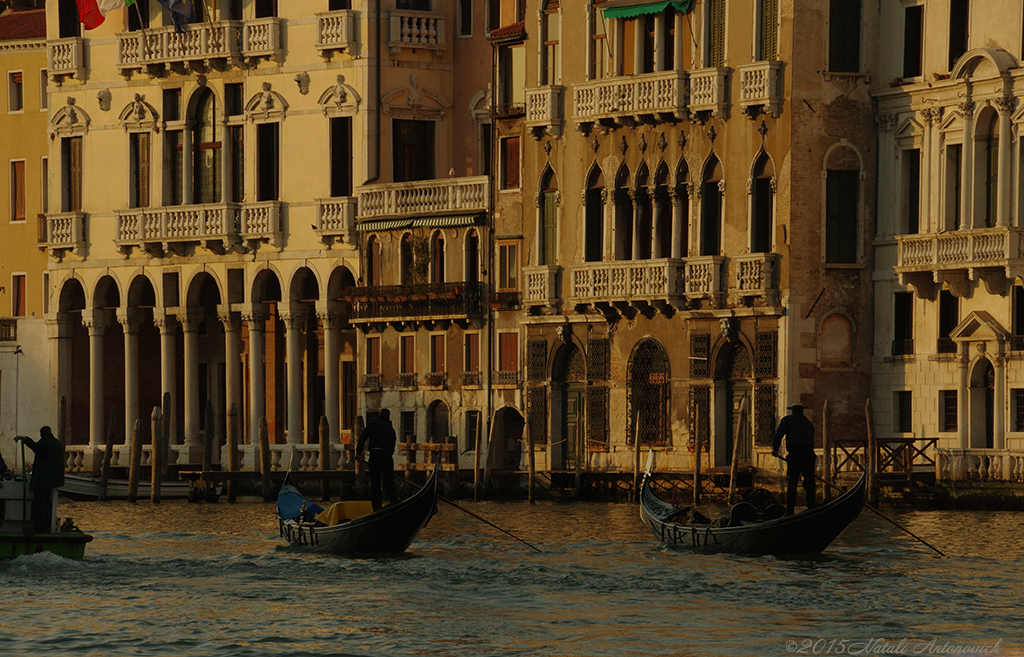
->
[14,426,65,533]
[772,404,816,515]
[356,409,399,511]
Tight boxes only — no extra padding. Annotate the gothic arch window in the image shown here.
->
[192,87,221,204]
[614,165,632,260]
[366,235,382,286]
[823,142,862,264]
[465,229,480,283]
[635,163,652,260]
[653,162,672,258]
[701,154,723,256]
[627,338,670,446]
[751,151,775,253]
[584,165,605,262]
[820,313,853,368]
[539,168,558,265]
[400,233,414,285]
[431,230,446,284]
[675,158,691,257]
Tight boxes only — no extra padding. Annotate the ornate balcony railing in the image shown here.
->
[362,373,382,390]
[572,70,688,125]
[462,371,482,387]
[684,256,725,304]
[524,85,565,137]
[732,253,778,305]
[115,204,241,255]
[566,259,685,308]
[522,265,562,312]
[736,61,782,117]
[48,37,84,83]
[424,372,448,388]
[688,67,729,118]
[896,227,1024,296]
[395,373,418,389]
[43,211,86,259]
[315,197,357,246]
[117,22,243,74]
[242,17,282,62]
[315,10,356,59]
[937,448,1024,482]
[388,10,445,54]
[348,282,484,322]
[490,290,521,310]
[494,370,521,386]
[357,176,488,219]
[241,201,282,248]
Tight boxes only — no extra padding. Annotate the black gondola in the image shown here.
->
[277,465,439,556]
[640,471,866,556]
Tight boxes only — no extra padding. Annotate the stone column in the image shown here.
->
[319,309,341,451]
[281,308,306,446]
[994,352,1006,450]
[182,122,193,204]
[153,312,178,445]
[995,96,1014,228]
[670,187,685,259]
[958,101,974,230]
[81,310,110,454]
[48,314,75,417]
[602,188,613,262]
[630,189,641,260]
[181,310,203,450]
[244,308,268,447]
[653,13,665,72]
[219,307,242,450]
[651,188,663,258]
[117,308,143,450]
[958,345,969,450]
[921,107,938,233]
[534,192,544,265]
[633,18,644,75]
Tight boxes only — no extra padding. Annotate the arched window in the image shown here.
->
[539,168,558,265]
[465,229,480,283]
[366,236,382,286]
[431,231,446,284]
[192,88,221,204]
[751,152,774,253]
[400,233,414,285]
[980,109,999,228]
[653,163,672,259]
[675,159,690,258]
[428,400,450,440]
[627,338,670,446]
[635,164,652,260]
[584,166,605,262]
[701,155,723,256]
[614,166,632,261]
[820,314,853,368]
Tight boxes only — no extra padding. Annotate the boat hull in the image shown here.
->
[0,531,93,560]
[60,474,191,500]
[279,467,439,556]
[640,473,866,556]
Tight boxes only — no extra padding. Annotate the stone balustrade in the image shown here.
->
[315,197,358,246]
[522,265,562,312]
[737,61,782,117]
[688,67,729,117]
[566,259,685,307]
[525,85,565,136]
[116,19,280,75]
[357,176,488,219]
[315,10,356,59]
[115,203,241,255]
[43,211,86,259]
[388,10,445,53]
[48,37,84,82]
[937,448,1024,483]
[573,70,688,125]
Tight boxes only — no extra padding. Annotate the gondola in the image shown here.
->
[277,464,439,556]
[640,471,866,556]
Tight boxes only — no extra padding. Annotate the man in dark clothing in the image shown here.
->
[772,404,815,515]
[356,409,399,511]
[14,426,65,533]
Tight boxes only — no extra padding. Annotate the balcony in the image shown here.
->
[388,10,445,56]
[42,211,86,260]
[240,201,282,249]
[572,70,688,127]
[362,373,383,390]
[731,253,778,305]
[462,371,482,387]
[522,265,562,314]
[348,282,484,326]
[490,290,521,310]
[395,373,418,389]
[684,256,725,306]
[566,259,685,313]
[357,176,488,220]
[315,197,357,247]
[688,67,729,118]
[48,37,85,83]
[116,19,281,76]
[895,227,1024,298]
[494,370,521,387]
[525,85,565,138]
[115,203,241,256]
[736,61,782,118]
[315,10,356,60]
[424,372,448,388]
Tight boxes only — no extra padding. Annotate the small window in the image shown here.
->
[11,274,26,317]
[459,0,472,36]
[825,169,859,263]
[10,160,26,222]
[894,391,912,433]
[366,336,380,374]
[255,0,278,18]
[225,83,245,116]
[393,119,435,183]
[499,332,519,371]
[937,290,958,353]
[948,0,969,70]
[939,390,958,432]
[903,149,921,234]
[256,122,280,201]
[400,410,416,443]
[903,5,923,78]
[400,335,415,374]
[39,70,48,110]
[945,143,962,230]
[500,136,520,190]
[497,242,519,290]
[163,88,181,122]
[61,137,82,213]
[893,292,914,356]
[8,72,23,112]
[40,157,48,214]
[828,0,861,73]
[330,117,353,197]
[1013,389,1024,432]
[128,0,150,31]
[366,236,382,286]
[129,133,151,209]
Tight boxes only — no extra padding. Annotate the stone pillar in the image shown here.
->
[534,192,544,265]
[244,308,268,447]
[670,188,685,259]
[651,188,663,258]
[958,345,969,450]
[117,308,143,450]
[995,96,1014,228]
[82,310,111,454]
[630,189,641,260]
[319,309,341,451]
[181,310,203,450]
[633,18,644,75]
[219,307,242,452]
[281,309,306,448]
[602,188,613,262]
[48,314,75,418]
[153,312,178,445]
[653,14,665,72]
[958,100,974,230]
[182,122,193,204]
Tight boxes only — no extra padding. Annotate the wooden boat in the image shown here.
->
[640,472,866,556]
[1,475,93,560]
[61,473,192,500]
[277,465,439,556]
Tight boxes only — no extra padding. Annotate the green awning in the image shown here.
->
[602,0,693,19]
[358,214,484,233]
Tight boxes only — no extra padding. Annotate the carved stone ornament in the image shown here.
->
[591,136,600,153]
[657,132,668,152]
[557,324,572,344]
[294,72,310,95]
[49,96,91,137]
[720,317,738,342]
[994,95,1016,114]
[619,135,628,155]
[876,113,898,131]
[118,93,160,132]
[318,75,362,116]
[957,100,975,119]
[97,89,111,112]
[638,133,647,153]
[245,82,289,121]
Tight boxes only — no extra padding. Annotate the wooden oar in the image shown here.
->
[358,458,543,553]
[776,455,945,557]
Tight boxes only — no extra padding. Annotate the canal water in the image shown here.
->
[3,496,1022,657]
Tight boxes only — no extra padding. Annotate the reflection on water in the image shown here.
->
[3,499,1023,657]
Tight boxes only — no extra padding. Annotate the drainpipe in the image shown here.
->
[363,0,381,187]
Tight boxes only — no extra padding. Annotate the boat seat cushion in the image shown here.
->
[316,500,376,526]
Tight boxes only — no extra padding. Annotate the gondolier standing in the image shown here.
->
[772,404,815,515]
[14,426,65,533]
[356,409,399,511]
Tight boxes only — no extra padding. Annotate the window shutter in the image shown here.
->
[70,137,83,212]
[829,0,861,72]
[825,170,859,263]
[708,0,725,67]
[13,161,26,221]
[760,0,778,61]
[138,133,151,208]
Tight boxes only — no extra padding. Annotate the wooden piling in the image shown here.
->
[865,399,878,506]
[527,420,536,505]
[475,413,487,502]
[259,417,272,502]
[823,400,833,502]
[319,415,330,501]
[632,414,641,503]
[127,419,142,503]
[693,406,702,507]
[99,406,117,501]
[226,403,238,503]
[151,407,164,504]
[354,416,365,476]
[728,397,748,504]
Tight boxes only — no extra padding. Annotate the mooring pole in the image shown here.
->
[823,400,833,502]
[319,415,330,501]
[865,399,878,507]
[259,417,272,502]
[226,403,238,503]
[203,398,215,473]
[632,414,641,503]
[127,418,142,503]
[100,406,117,501]
[728,397,747,505]
[693,406,702,507]
[527,421,536,505]
[150,407,164,505]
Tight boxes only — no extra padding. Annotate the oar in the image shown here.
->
[776,455,945,557]
[360,458,542,553]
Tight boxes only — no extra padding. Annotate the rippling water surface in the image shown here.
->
[3,496,1022,657]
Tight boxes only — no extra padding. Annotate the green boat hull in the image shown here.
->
[0,532,93,560]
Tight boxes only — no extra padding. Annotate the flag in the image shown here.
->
[74,0,136,31]
[155,0,195,33]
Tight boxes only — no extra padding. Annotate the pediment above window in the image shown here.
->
[949,311,1009,344]
[118,94,161,132]
[245,82,289,122]
[318,75,362,117]
[382,75,448,119]
[49,97,91,137]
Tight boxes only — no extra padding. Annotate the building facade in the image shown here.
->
[873,1,1024,481]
